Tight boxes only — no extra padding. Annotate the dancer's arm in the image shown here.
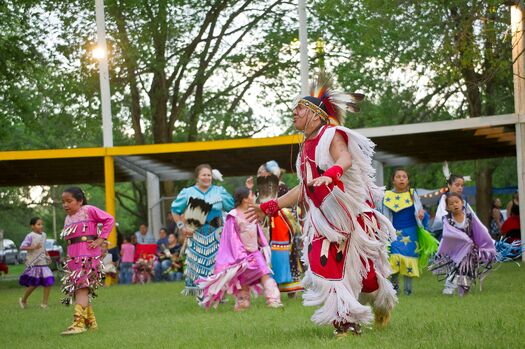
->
[277,185,301,208]
[172,213,193,237]
[308,131,352,187]
[246,185,301,222]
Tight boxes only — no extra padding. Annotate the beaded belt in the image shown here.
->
[66,235,98,245]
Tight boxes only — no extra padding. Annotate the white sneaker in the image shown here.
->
[18,298,27,309]
[442,287,455,295]
[267,301,283,309]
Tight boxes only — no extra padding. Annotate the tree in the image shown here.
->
[35,0,300,145]
[0,0,305,234]
[313,0,517,225]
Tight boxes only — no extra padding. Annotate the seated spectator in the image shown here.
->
[506,192,519,219]
[108,226,123,264]
[133,252,155,284]
[501,203,521,242]
[166,213,177,237]
[119,236,135,285]
[166,250,184,282]
[156,228,169,253]
[101,241,118,286]
[154,233,183,282]
[135,223,155,244]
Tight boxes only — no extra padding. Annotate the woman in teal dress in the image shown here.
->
[171,164,234,295]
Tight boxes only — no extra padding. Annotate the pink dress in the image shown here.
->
[61,205,114,305]
[197,208,272,309]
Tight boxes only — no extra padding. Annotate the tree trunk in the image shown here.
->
[476,162,495,227]
[109,2,145,145]
[450,4,496,226]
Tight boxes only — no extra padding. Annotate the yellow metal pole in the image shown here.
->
[104,155,117,248]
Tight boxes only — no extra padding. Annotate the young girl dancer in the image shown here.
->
[382,169,438,295]
[60,187,115,335]
[19,217,55,309]
[198,187,282,311]
[430,193,496,296]
[431,174,472,240]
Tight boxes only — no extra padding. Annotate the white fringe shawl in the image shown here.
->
[297,126,397,325]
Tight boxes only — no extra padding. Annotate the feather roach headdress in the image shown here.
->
[293,72,365,126]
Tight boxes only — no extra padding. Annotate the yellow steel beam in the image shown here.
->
[0,135,301,161]
[107,134,301,156]
[104,155,117,248]
[0,147,105,161]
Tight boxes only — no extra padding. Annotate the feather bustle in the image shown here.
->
[308,71,365,126]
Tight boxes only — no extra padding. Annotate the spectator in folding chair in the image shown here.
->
[133,244,156,284]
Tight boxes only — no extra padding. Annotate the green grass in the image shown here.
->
[1,262,524,349]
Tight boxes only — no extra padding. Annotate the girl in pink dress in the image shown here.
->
[198,187,282,311]
[60,187,115,335]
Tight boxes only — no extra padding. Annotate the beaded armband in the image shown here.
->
[324,165,344,184]
[260,199,280,217]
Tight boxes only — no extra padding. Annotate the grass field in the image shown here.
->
[1,262,524,349]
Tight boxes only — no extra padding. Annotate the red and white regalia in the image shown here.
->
[298,124,397,327]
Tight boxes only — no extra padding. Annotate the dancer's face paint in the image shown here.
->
[62,192,82,215]
[292,104,311,131]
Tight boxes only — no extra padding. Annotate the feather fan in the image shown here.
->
[184,197,213,232]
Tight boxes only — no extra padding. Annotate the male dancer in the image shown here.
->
[247,74,397,337]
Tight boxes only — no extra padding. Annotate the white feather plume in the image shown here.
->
[211,169,223,182]
[442,161,451,180]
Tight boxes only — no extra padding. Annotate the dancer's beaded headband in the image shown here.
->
[293,73,365,126]
[296,98,330,123]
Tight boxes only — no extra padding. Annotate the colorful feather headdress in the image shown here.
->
[293,72,365,126]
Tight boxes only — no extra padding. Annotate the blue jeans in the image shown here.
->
[168,271,183,281]
[154,259,173,281]
[120,262,133,285]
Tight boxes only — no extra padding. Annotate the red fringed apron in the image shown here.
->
[301,127,379,293]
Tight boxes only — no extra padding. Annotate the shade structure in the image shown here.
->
[0,114,518,187]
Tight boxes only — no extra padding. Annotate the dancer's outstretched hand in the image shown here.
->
[245,204,265,223]
[308,175,332,187]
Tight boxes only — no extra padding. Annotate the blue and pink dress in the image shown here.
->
[171,185,234,295]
